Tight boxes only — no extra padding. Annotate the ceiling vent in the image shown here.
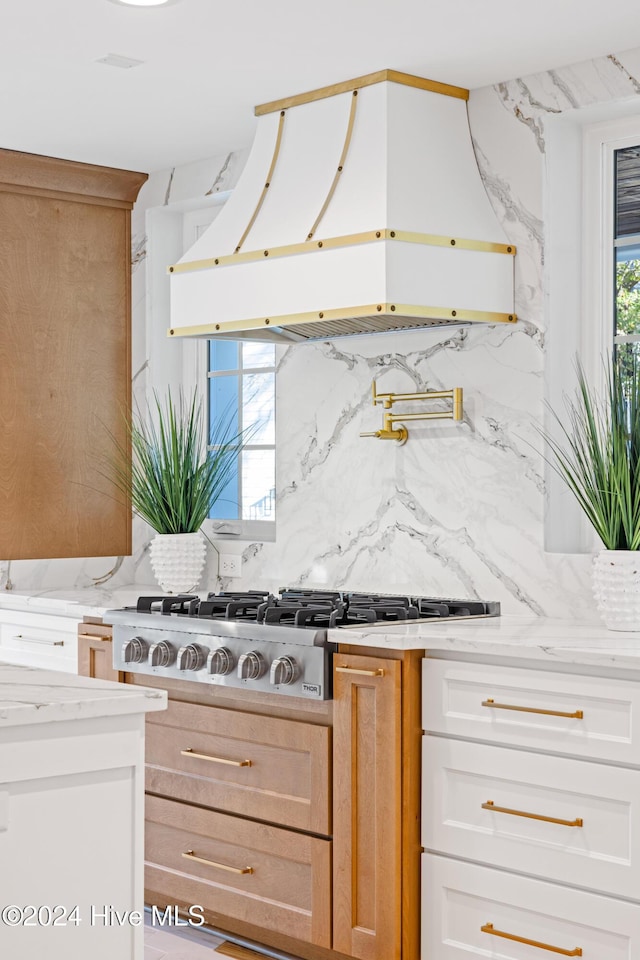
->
[96,53,144,69]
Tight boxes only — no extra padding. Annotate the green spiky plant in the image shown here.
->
[545,358,640,550]
[110,390,249,534]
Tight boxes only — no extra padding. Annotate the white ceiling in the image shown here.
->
[4,0,640,173]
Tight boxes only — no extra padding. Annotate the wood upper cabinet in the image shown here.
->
[0,149,147,559]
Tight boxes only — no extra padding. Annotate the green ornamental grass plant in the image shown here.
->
[545,359,640,550]
[111,390,248,534]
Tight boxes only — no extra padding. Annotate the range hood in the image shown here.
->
[168,69,516,344]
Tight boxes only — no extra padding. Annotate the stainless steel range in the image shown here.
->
[105,590,500,700]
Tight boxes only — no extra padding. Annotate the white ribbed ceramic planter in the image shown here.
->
[148,532,206,594]
[593,549,640,631]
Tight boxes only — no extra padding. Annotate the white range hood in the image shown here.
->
[168,69,516,344]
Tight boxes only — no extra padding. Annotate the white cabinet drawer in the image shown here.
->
[422,854,640,959]
[0,611,78,673]
[422,737,640,899]
[423,659,640,763]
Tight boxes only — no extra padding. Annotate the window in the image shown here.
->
[144,198,278,541]
[614,145,640,373]
[544,106,640,551]
[179,205,277,538]
[208,340,276,524]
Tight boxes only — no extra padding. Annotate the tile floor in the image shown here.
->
[144,915,224,959]
[144,914,303,960]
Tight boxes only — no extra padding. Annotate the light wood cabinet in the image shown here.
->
[146,698,331,834]
[333,650,417,960]
[142,689,334,954]
[0,149,147,560]
[146,795,332,948]
[77,621,122,682]
[136,646,422,960]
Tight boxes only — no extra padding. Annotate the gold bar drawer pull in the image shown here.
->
[78,633,109,641]
[482,698,583,720]
[181,748,251,767]
[13,635,64,646]
[336,665,385,677]
[182,850,253,875]
[482,800,583,828]
[481,923,582,956]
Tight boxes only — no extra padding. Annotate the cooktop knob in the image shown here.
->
[149,640,175,668]
[122,637,147,664]
[237,651,266,680]
[270,656,298,686]
[207,647,234,676]
[177,643,206,672]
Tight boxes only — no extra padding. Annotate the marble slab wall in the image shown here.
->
[225,44,640,617]
[6,46,640,613]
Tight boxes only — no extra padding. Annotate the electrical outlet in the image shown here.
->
[219,554,242,578]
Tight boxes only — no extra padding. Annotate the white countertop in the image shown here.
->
[4,586,640,672]
[0,585,159,619]
[331,615,640,670]
[0,662,167,728]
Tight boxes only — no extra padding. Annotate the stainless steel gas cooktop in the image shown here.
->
[105,589,500,701]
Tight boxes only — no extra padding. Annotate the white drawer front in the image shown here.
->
[0,612,78,672]
[423,737,640,899]
[422,854,640,959]
[423,659,640,763]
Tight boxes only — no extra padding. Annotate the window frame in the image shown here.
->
[544,104,640,552]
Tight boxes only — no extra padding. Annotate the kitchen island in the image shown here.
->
[0,663,166,960]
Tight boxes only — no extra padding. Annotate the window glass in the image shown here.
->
[614,146,640,374]
[242,342,275,369]
[242,449,276,520]
[207,342,276,523]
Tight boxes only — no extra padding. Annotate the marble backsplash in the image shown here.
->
[6,45,640,616]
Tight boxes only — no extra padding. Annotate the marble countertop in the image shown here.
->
[0,585,159,619]
[4,586,640,671]
[331,615,640,670]
[0,662,167,728]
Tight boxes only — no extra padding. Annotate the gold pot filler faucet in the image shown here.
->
[359,380,464,444]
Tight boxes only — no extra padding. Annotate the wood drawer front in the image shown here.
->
[0,613,78,672]
[146,699,331,835]
[145,795,331,948]
[423,659,640,763]
[423,737,640,899]
[422,854,640,959]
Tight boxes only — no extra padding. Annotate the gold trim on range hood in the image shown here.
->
[169,228,516,275]
[168,69,517,343]
[169,302,516,344]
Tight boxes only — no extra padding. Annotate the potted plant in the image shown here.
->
[110,390,248,594]
[545,357,640,629]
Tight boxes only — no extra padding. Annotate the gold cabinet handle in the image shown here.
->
[336,665,385,677]
[78,633,109,641]
[482,800,583,828]
[181,748,252,767]
[13,634,64,646]
[482,698,583,720]
[481,923,582,956]
[182,850,253,875]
